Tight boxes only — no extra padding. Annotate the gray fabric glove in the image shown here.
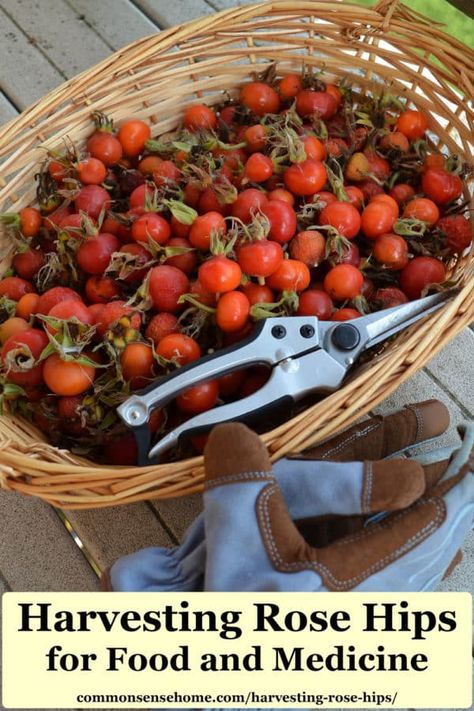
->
[107,400,472,593]
[202,421,473,592]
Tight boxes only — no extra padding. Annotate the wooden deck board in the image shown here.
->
[0,491,98,591]
[0,574,9,593]
[425,329,474,418]
[132,0,213,28]
[65,0,158,50]
[64,502,175,572]
[208,0,260,9]
[1,0,111,80]
[151,494,203,542]
[0,92,18,124]
[0,5,64,108]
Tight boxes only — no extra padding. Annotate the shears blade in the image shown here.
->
[362,289,458,351]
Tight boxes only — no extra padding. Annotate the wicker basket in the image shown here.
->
[0,0,472,508]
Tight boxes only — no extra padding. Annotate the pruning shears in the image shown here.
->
[117,290,456,465]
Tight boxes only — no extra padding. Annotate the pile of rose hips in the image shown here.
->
[0,67,471,464]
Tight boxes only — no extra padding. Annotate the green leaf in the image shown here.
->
[164,200,198,225]
[75,355,101,368]
[0,212,21,230]
[145,139,174,153]
[250,290,299,320]
[162,245,194,259]
[172,141,193,152]
[38,341,57,362]
[3,383,26,397]
[0,296,18,320]
[177,293,216,315]
[394,218,428,237]
[98,409,118,431]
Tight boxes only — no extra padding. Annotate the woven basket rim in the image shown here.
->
[0,0,473,508]
[1,0,473,136]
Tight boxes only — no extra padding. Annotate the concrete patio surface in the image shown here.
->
[0,2,472,710]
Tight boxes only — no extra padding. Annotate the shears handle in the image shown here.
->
[118,319,267,430]
[117,316,321,430]
[147,347,347,461]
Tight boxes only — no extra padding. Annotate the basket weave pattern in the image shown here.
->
[0,0,472,508]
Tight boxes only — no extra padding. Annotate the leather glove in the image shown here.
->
[203,419,473,591]
[107,400,473,592]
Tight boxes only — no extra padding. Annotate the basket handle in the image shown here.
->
[373,0,400,17]
[373,0,401,30]
[373,0,443,31]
